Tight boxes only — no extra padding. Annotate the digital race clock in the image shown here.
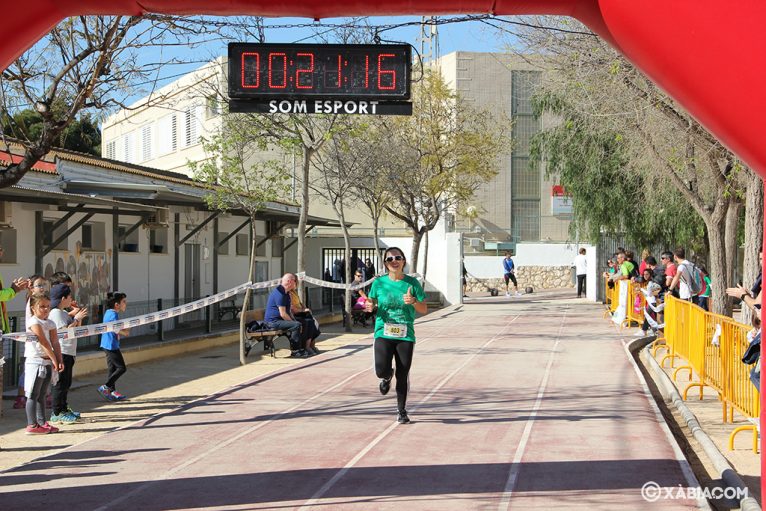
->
[228,43,412,100]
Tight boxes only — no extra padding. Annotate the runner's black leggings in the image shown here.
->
[374,337,415,413]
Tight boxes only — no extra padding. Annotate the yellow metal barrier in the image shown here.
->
[603,276,619,317]
[661,295,760,453]
[622,281,646,329]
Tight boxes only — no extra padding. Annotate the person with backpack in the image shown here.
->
[697,267,712,311]
[668,247,702,304]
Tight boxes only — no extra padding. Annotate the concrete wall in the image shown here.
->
[463,243,599,300]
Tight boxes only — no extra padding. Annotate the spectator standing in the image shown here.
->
[573,248,587,298]
[644,256,664,286]
[668,248,696,303]
[502,251,521,297]
[697,267,712,311]
[97,292,130,401]
[264,273,305,358]
[638,249,652,275]
[49,284,87,423]
[662,251,677,294]
[365,247,427,424]
[363,258,376,282]
[24,293,62,435]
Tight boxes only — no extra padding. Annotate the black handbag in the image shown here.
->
[742,331,761,365]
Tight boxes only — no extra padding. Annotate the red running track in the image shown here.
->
[0,292,701,510]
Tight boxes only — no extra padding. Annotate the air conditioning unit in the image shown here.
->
[0,201,12,227]
[145,208,169,228]
[469,238,481,248]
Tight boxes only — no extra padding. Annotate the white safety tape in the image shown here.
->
[3,272,425,344]
[291,272,423,291]
[3,282,253,344]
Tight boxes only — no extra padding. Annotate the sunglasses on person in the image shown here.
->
[385,255,405,262]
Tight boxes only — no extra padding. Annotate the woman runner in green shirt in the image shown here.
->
[365,247,427,424]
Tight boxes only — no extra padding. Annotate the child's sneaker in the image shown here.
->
[25,424,49,435]
[13,396,26,409]
[41,422,59,433]
[110,391,127,401]
[97,385,112,401]
[65,406,81,418]
[50,412,77,424]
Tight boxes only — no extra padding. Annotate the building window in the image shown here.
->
[105,140,116,159]
[255,261,269,282]
[511,156,540,200]
[122,130,138,164]
[141,124,153,161]
[216,231,229,255]
[271,237,283,258]
[236,233,249,256]
[511,70,542,242]
[255,235,266,257]
[512,200,541,241]
[183,105,201,147]
[149,227,168,254]
[81,222,105,251]
[42,219,68,251]
[0,228,18,263]
[118,225,139,253]
[157,114,176,156]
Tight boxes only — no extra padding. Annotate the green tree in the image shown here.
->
[529,92,705,250]
[190,116,291,365]
[2,109,101,155]
[0,15,253,187]
[509,16,754,314]
[379,69,511,275]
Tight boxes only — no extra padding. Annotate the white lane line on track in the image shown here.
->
[93,367,370,511]
[497,305,569,511]
[94,312,469,511]
[619,338,708,510]
[299,313,522,510]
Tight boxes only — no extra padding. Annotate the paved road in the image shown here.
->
[1,291,702,510]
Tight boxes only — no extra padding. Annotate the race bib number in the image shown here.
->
[384,323,408,338]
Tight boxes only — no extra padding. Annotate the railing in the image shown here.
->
[648,295,760,453]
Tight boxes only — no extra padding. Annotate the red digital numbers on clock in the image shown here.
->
[296,52,314,89]
[268,52,287,89]
[241,52,260,88]
[377,53,396,90]
[230,43,411,99]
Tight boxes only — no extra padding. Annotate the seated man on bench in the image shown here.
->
[264,273,306,358]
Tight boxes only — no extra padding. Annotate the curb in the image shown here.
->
[628,336,761,511]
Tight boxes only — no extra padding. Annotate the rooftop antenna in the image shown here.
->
[418,16,440,66]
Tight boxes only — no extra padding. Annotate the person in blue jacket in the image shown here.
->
[503,251,521,297]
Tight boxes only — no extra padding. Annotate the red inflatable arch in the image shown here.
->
[3,0,766,496]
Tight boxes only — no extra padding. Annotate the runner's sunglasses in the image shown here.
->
[385,255,405,262]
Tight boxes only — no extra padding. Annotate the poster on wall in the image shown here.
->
[551,185,573,216]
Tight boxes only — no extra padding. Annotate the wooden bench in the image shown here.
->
[241,309,290,358]
[217,299,240,321]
